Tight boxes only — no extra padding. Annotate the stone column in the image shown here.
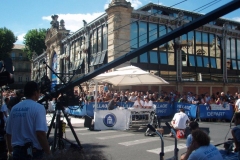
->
[222,22,229,84]
[105,0,133,70]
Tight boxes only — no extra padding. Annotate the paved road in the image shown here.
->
[47,115,233,160]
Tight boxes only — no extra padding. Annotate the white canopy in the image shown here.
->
[94,66,169,86]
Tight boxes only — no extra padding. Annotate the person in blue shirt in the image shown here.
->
[231,112,240,159]
[181,121,199,160]
[183,129,223,160]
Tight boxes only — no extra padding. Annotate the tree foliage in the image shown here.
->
[0,27,17,60]
[23,29,47,59]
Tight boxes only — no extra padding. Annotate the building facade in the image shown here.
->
[32,0,240,95]
[9,44,31,89]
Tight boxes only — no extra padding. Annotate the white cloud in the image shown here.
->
[232,17,240,22]
[42,12,104,32]
[15,33,26,44]
[129,0,143,9]
[104,0,143,9]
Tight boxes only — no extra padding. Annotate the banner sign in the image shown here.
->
[86,102,108,117]
[94,109,131,130]
[199,104,233,120]
[153,102,173,117]
[174,103,197,118]
[68,106,86,116]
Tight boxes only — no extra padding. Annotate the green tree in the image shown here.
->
[23,29,47,59]
[0,27,17,60]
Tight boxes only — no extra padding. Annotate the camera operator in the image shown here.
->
[6,81,51,159]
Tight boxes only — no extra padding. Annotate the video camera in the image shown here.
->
[0,58,14,87]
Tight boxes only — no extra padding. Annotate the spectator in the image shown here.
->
[6,81,51,159]
[129,92,136,102]
[163,93,170,102]
[183,129,223,160]
[179,95,188,103]
[220,92,229,103]
[158,95,164,102]
[143,97,153,109]
[119,91,128,102]
[103,83,108,93]
[107,96,118,110]
[133,96,144,108]
[187,92,194,104]
[192,95,200,105]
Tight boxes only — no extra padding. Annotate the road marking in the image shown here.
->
[78,130,117,135]
[65,128,88,132]
[147,143,186,154]
[97,133,135,140]
[119,137,159,146]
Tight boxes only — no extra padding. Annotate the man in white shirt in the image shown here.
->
[133,96,144,108]
[143,97,153,109]
[171,108,190,130]
[6,81,51,159]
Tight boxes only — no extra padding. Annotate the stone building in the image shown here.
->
[8,44,31,89]
[32,0,240,95]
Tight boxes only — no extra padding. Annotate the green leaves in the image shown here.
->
[23,28,47,59]
[0,27,17,57]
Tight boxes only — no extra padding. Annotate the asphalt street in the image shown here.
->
[47,115,234,160]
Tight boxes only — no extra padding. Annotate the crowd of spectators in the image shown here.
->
[75,85,238,107]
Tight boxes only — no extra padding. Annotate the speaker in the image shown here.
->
[84,115,93,129]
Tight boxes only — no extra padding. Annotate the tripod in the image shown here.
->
[47,100,82,152]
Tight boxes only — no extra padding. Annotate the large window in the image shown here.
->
[149,23,157,42]
[103,25,108,51]
[139,22,147,47]
[188,55,195,66]
[140,52,148,63]
[98,27,102,52]
[196,56,203,67]
[149,51,158,64]
[130,22,138,49]
[160,52,167,64]
[210,58,216,68]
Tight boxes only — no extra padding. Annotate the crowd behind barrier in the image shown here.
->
[66,102,234,121]
[1,86,237,122]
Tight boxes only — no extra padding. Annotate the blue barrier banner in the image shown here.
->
[116,102,134,108]
[174,103,197,118]
[198,104,233,120]
[68,105,86,116]
[86,102,109,117]
[154,102,172,117]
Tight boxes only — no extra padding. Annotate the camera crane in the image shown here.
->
[38,0,240,152]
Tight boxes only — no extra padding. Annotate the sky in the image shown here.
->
[0,0,239,45]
